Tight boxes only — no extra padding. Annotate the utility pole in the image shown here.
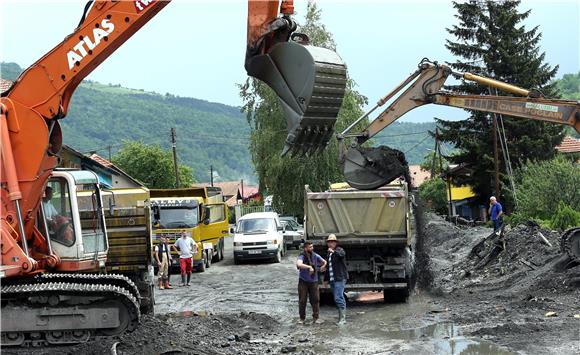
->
[108,145,112,162]
[210,165,214,187]
[171,128,180,188]
[430,127,439,178]
[240,179,244,204]
[492,113,500,198]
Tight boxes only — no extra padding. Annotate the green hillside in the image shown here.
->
[5,60,575,179]
[1,62,253,183]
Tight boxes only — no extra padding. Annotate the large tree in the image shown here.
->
[113,141,194,189]
[437,0,565,209]
[239,1,367,216]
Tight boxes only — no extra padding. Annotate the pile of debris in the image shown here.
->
[422,213,579,296]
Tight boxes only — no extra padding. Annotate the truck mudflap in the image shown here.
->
[319,282,408,292]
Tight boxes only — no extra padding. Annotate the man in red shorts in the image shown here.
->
[174,232,197,286]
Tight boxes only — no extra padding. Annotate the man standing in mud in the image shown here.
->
[489,196,504,234]
[174,232,197,286]
[296,241,327,324]
[154,235,173,290]
[324,234,348,325]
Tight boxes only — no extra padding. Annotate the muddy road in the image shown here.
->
[5,218,579,354]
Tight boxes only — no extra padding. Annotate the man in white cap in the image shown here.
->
[324,234,348,325]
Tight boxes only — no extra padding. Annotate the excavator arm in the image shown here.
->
[340,59,580,190]
[1,0,346,277]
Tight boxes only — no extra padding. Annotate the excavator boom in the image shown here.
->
[340,59,580,190]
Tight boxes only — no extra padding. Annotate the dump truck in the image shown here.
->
[304,182,415,301]
[78,186,155,314]
[150,188,229,272]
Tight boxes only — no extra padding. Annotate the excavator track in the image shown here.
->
[561,227,580,263]
[37,273,141,303]
[1,279,140,347]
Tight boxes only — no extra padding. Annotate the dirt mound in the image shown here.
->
[4,312,279,355]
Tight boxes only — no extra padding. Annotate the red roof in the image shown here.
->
[556,136,580,153]
[408,165,431,187]
[1,78,13,93]
[89,153,113,167]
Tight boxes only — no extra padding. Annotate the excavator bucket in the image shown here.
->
[341,146,410,190]
[246,42,347,155]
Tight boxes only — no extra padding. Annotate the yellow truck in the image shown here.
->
[150,187,229,272]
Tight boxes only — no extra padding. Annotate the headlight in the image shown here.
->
[267,240,278,245]
[234,242,243,247]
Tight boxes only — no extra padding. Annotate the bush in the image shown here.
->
[550,202,580,230]
[419,177,448,215]
[514,156,580,221]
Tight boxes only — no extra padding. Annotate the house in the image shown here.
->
[59,145,142,188]
[193,181,261,207]
[556,136,580,155]
[408,165,431,188]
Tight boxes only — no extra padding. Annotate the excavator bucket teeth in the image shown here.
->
[341,146,410,190]
[246,42,347,155]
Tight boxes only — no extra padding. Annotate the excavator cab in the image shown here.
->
[246,37,347,156]
[44,170,108,270]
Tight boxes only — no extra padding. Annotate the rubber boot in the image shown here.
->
[186,273,191,286]
[337,309,346,325]
[181,275,187,287]
[164,279,173,289]
[158,279,165,290]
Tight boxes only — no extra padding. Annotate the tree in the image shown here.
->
[239,1,367,216]
[113,141,194,189]
[437,0,565,210]
[419,177,449,215]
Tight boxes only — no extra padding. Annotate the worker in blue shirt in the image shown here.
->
[489,196,504,234]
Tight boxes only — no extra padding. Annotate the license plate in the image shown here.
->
[248,250,262,255]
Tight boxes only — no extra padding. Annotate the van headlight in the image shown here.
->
[267,240,278,245]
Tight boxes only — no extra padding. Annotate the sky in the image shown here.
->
[1,0,579,123]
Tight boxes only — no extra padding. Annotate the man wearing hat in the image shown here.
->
[324,234,348,325]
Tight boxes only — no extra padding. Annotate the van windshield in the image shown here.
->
[237,218,275,233]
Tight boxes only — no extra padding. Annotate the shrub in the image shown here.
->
[550,202,580,230]
[419,177,448,215]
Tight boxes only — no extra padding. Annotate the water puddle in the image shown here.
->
[386,322,515,355]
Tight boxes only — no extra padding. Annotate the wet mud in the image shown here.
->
[5,211,579,354]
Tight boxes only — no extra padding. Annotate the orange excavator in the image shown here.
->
[0,0,347,346]
[338,58,580,262]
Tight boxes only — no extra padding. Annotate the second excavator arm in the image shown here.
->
[339,59,580,190]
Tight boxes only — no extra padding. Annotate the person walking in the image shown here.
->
[489,196,504,234]
[324,234,348,325]
[174,232,197,286]
[296,241,327,324]
[154,236,173,290]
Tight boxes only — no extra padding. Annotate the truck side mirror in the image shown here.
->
[203,206,211,225]
[152,205,160,222]
[108,194,116,216]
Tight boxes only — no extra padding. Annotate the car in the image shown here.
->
[281,220,304,250]
[232,212,286,264]
[279,216,304,233]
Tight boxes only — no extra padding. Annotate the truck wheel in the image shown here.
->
[273,249,282,263]
[383,287,409,303]
[206,250,212,269]
[140,284,155,315]
[234,257,241,265]
[212,243,221,263]
[198,253,207,272]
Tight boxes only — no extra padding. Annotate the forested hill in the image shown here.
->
[4,60,577,181]
[1,62,253,182]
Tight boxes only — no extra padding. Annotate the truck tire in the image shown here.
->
[198,252,207,272]
[273,249,282,263]
[206,250,212,269]
[140,283,155,315]
[211,240,223,263]
[383,286,409,303]
[234,257,241,265]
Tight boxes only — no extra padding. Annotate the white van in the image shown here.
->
[232,212,286,264]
